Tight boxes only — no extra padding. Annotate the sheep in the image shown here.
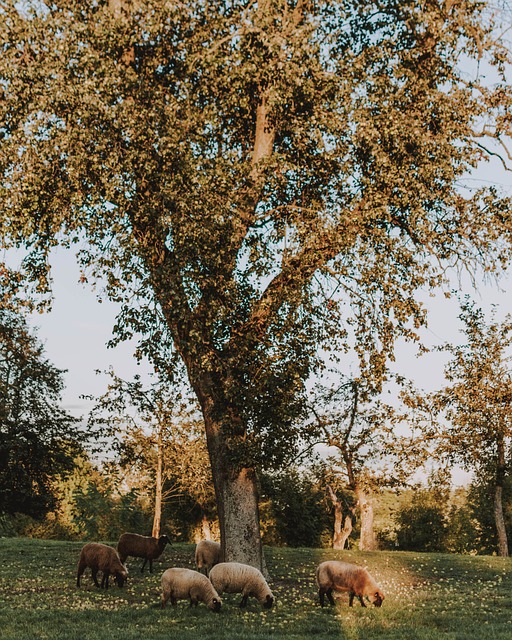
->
[117,532,171,573]
[76,542,128,590]
[195,540,221,577]
[209,562,274,609]
[161,567,222,612]
[315,560,384,608]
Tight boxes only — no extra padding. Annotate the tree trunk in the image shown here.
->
[494,436,509,557]
[221,467,265,569]
[356,487,377,551]
[201,513,212,540]
[151,428,163,538]
[200,399,265,573]
[327,484,354,550]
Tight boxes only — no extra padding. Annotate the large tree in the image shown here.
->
[1,0,512,568]
[0,309,81,517]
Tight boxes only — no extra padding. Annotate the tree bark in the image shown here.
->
[356,487,377,551]
[151,427,163,538]
[494,436,509,557]
[327,484,354,549]
[196,381,265,572]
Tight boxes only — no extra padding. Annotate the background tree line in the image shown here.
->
[1,304,510,555]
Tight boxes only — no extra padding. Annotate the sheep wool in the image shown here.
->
[76,542,128,590]
[117,532,171,573]
[161,567,222,612]
[209,562,274,609]
[315,560,384,607]
[195,540,221,576]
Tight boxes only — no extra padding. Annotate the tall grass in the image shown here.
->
[1,538,511,639]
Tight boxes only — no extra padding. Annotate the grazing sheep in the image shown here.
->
[209,562,274,609]
[315,560,384,607]
[195,540,221,576]
[117,532,171,573]
[161,567,222,612]
[76,542,128,590]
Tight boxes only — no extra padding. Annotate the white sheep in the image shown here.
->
[76,542,128,589]
[209,562,274,609]
[161,567,222,612]
[315,560,384,607]
[117,532,171,573]
[195,540,221,576]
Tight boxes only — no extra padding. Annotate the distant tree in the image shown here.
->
[71,463,151,540]
[325,482,357,550]
[0,309,82,518]
[444,486,481,555]
[2,0,512,568]
[260,466,331,548]
[404,300,512,556]
[307,375,411,550]
[394,472,451,552]
[464,475,512,555]
[88,371,215,538]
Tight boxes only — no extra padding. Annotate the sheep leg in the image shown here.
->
[349,592,366,607]
[101,572,110,589]
[326,589,335,606]
[149,559,153,573]
[239,594,249,608]
[76,562,86,587]
[91,568,101,588]
[140,558,148,573]
[161,585,172,608]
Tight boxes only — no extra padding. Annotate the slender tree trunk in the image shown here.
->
[201,513,212,540]
[494,436,509,557]
[356,487,377,551]
[152,428,163,538]
[327,484,354,549]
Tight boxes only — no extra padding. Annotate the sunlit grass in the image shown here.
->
[1,538,511,639]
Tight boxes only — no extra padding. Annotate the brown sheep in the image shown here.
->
[76,542,128,589]
[117,532,171,573]
[316,560,384,607]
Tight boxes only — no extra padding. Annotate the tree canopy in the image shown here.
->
[2,0,512,566]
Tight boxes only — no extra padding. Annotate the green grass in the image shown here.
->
[1,538,511,640]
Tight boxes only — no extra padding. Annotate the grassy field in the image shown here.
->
[0,538,511,640]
